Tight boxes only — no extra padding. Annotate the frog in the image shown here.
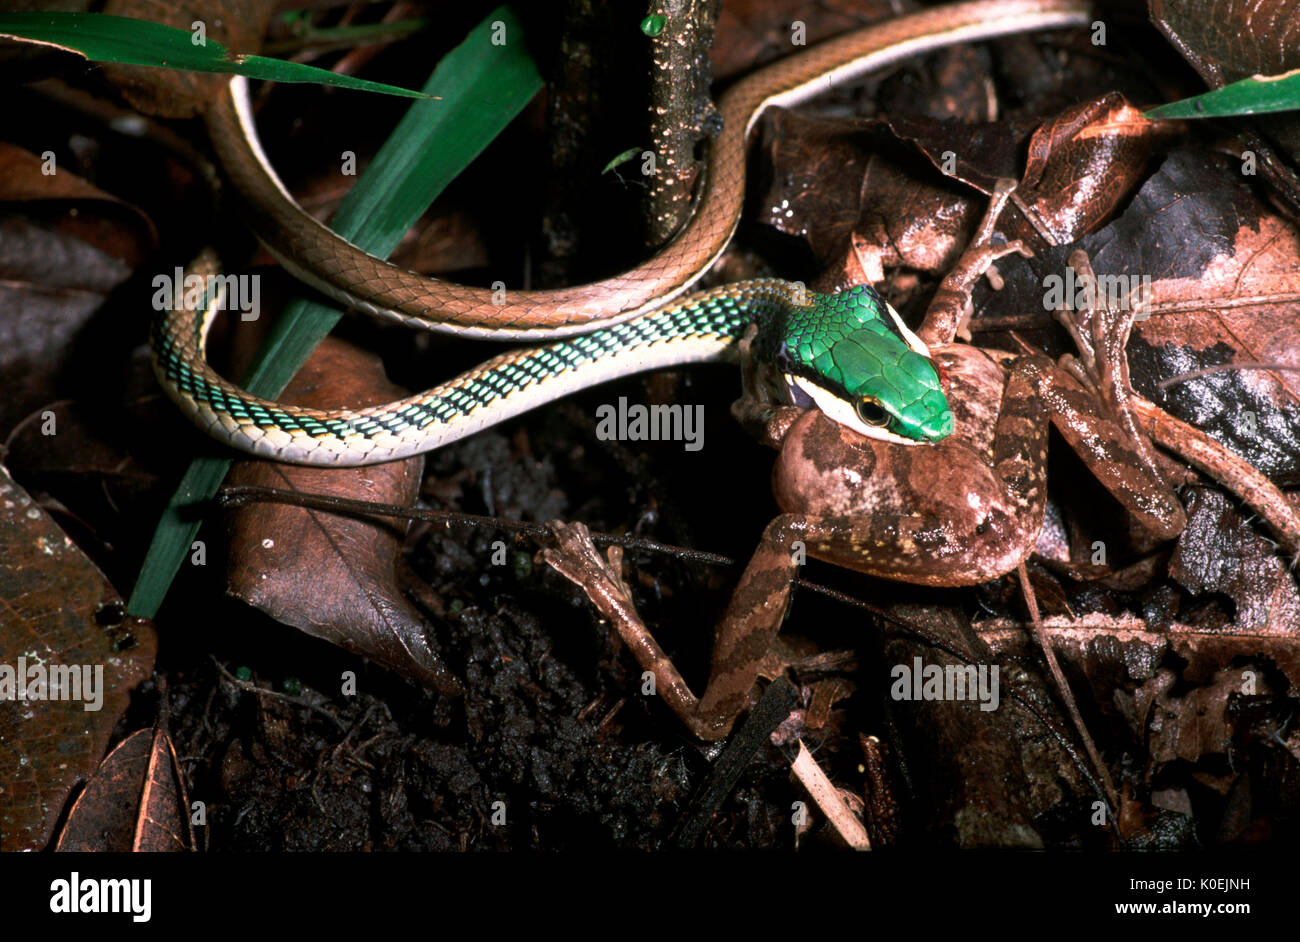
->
[544,182,1190,742]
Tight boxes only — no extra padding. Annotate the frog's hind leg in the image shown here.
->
[542,518,805,741]
[1012,355,1187,539]
[1053,249,1186,537]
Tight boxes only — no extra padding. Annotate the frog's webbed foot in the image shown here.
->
[540,522,701,726]
[543,517,808,741]
[919,178,1034,348]
[542,521,636,622]
[1054,249,1143,406]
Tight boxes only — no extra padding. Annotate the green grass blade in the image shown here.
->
[0,11,428,98]
[127,6,542,617]
[1146,68,1300,119]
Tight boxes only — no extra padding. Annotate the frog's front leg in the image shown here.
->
[729,322,805,449]
[917,178,1032,348]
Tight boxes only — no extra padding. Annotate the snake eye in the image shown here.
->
[855,398,889,427]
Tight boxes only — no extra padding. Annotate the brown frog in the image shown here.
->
[546,190,1188,741]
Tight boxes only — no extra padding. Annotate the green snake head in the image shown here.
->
[772,284,954,444]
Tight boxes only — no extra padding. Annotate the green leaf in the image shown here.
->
[1145,68,1300,119]
[127,6,543,618]
[602,146,643,174]
[0,12,428,98]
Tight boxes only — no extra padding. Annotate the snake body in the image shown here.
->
[155,267,951,463]
[158,263,772,464]
[155,0,1090,464]
[203,0,1090,339]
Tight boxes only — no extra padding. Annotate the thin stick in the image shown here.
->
[1017,562,1118,813]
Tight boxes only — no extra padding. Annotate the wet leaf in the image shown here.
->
[1140,665,1272,765]
[1169,488,1300,631]
[985,148,1300,483]
[0,142,155,438]
[55,727,190,851]
[223,338,459,694]
[0,466,156,851]
[1151,0,1300,188]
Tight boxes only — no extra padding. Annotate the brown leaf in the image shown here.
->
[0,465,157,851]
[0,141,156,435]
[757,93,1173,295]
[224,337,460,694]
[1019,94,1177,244]
[0,142,156,261]
[1169,487,1300,631]
[55,727,191,852]
[713,0,885,82]
[882,603,1048,848]
[981,614,1300,706]
[978,612,1296,845]
[1151,0,1299,79]
[1142,665,1271,765]
[758,111,986,286]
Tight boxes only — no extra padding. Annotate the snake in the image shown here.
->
[153,0,1091,465]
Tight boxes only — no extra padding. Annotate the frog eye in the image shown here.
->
[855,398,890,427]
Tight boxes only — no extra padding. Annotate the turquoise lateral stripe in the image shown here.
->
[153,280,767,444]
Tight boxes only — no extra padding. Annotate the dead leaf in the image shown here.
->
[983,148,1300,484]
[1169,487,1300,631]
[882,603,1047,848]
[0,465,156,851]
[0,142,156,260]
[55,727,191,851]
[758,111,986,286]
[1143,665,1271,765]
[224,337,460,694]
[712,0,884,82]
[1018,94,1176,244]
